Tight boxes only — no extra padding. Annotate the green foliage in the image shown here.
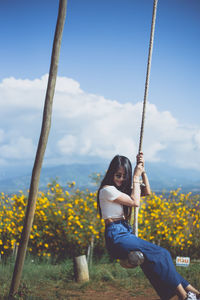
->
[1,257,199,299]
[0,183,199,262]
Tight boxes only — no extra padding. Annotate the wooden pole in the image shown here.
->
[74,255,89,283]
[9,0,67,296]
[87,235,94,268]
[12,243,19,261]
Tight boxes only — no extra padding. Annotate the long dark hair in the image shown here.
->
[97,155,132,220]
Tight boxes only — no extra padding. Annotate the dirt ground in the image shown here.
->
[34,285,178,300]
[59,287,159,299]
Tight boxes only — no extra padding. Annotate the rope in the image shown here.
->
[139,0,158,153]
[133,0,158,236]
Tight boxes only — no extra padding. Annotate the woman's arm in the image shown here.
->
[131,153,145,206]
[141,171,151,196]
[113,190,140,207]
[130,176,141,206]
[113,153,145,207]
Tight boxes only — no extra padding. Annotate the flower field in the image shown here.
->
[138,189,200,258]
[0,182,199,261]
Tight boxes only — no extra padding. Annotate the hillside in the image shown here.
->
[0,162,200,194]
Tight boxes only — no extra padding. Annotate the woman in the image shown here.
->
[97,154,199,300]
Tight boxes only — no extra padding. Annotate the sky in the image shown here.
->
[0,0,200,173]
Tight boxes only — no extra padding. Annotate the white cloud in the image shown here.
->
[58,135,77,154]
[194,130,200,150]
[0,74,200,170]
[0,129,5,143]
[0,137,35,160]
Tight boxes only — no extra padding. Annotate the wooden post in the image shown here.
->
[9,0,67,297]
[74,255,89,283]
[12,243,19,261]
[87,235,94,268]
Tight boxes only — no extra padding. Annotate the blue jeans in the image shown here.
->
[105,220,189,300]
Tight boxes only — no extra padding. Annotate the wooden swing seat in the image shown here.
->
[120,251,144,268]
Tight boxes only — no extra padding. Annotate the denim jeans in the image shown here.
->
[105,220,189,300]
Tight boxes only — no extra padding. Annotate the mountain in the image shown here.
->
[0,162,200,194]
[0,163,107,194]
[145,162,200,193]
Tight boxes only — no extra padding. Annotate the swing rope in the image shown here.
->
[133,0,158,236]
[138,0,158,154]
[120,0,158,269]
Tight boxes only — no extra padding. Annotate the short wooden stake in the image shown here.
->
[73,255,89,283]
[12,243,19,260]
[87,235,94,267]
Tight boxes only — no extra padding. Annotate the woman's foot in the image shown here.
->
[185,291,197,300]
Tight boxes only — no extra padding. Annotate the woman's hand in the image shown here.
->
[133,152,145,178]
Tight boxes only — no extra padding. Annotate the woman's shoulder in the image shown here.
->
[99,185,122,200]
[100,185,117,191]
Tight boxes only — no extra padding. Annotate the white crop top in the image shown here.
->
[99,185,124,219]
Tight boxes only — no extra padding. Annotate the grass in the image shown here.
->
[0,256,199,299]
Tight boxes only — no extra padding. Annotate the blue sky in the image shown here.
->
[0,0,200,171]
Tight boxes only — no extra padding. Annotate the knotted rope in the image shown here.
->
[133,0,158,236]
[120,0,158,270]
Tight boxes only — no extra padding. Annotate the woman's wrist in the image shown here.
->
[133,176,141,184]
[133,180,140,184]
[133,175,140,181]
